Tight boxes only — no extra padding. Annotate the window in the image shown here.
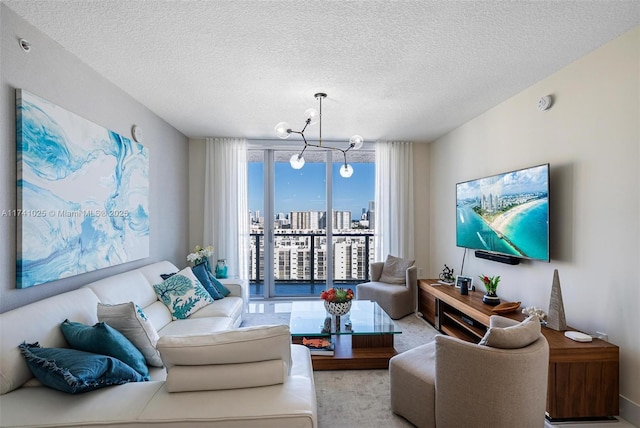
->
[248,145,374,298]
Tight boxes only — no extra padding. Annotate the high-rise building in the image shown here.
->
[333,210,351,230]
[290,210,326,230]
[333,242,351,279]
[367,200,375,230]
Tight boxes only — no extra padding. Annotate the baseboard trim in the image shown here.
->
[620,395,640,428]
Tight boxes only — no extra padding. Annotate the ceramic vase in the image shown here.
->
[215,259,228,279]
[324,300,352,316]
[482,292,501,306]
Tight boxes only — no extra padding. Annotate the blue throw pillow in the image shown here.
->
[208,269,231,297]
[191,263,223,300]
[19,343,145,394]
[60,320,149,379]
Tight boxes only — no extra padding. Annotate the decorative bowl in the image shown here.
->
[324,300,352,316]
[491,301,521,314]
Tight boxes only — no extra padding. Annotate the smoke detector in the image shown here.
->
[538,95,553,111]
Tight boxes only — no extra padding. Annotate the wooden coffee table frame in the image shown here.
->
[292,333,397,370]
[290,301,399,370]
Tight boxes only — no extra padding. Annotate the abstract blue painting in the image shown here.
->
[15,89,149,288]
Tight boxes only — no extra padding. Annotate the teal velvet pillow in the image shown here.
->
[191,263,223,300]
[19,343,145,394]
[60,320,149,379]
[208,269,231,297]
[97,302,163,368]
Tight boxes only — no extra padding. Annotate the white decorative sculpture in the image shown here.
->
[522,306,547,323]
[547,269,567,331]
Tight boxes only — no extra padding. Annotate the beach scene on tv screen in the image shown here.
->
[456,165,549,261]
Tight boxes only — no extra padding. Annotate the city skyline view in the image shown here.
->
[248,161,375,221]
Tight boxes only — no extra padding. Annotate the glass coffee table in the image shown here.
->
[289,300,401,370]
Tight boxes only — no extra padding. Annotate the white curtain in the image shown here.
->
[203,137,249,280]
[374,141,415,261]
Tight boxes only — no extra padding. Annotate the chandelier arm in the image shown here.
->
[317,93,323,147]
[299,118,311,134]
[302,142,346,152]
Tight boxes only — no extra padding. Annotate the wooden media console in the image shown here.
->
[418,279,619,422]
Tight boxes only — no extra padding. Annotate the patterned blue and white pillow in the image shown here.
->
[153,267,213,320]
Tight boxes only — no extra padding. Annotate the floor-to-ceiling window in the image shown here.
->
[248,144,374,299]
[331,151,375,287]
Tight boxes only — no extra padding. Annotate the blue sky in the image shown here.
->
[456,164,548,200]
[249,162,374,219]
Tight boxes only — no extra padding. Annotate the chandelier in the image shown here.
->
[274,92,364,178]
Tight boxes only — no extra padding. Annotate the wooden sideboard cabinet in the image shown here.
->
[418,279,619,421]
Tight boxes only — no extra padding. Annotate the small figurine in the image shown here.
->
[439,264,455,283]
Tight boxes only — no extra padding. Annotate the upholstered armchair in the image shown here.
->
[356,255,416,319]
[389,316,549,428]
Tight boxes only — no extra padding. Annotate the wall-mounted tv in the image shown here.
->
[456,164,550,263]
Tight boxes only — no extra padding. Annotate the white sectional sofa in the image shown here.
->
[0,261,317,427]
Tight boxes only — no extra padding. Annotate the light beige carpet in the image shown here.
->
[242,310,438,427]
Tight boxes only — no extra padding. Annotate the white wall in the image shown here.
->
[424,26,639,422]
[0,5,190,312]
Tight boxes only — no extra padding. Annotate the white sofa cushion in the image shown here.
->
[165,360,288,392]
[157,317,235,337]
[187,295,244,319]
[0,288,100,395]
[84,269,159,308]
[157,325,292,370]
[0,381,165,427]
[84,261,181,333]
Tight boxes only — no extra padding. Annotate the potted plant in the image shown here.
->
[321,287,354,316]
[479,275,501,305]
[187,245,214,272]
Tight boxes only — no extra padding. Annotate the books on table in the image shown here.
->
[302,337,335,356]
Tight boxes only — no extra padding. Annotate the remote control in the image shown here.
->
[564,331,592,342]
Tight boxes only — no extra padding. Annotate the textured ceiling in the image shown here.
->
[5,1,639,142]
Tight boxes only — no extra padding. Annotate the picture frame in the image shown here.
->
[455,275,473,290]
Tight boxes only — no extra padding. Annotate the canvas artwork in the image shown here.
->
[15,89,149,289]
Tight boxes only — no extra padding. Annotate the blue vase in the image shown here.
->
[215,259,228,279]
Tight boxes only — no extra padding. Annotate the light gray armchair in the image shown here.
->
[389,316,549,428]
[356,257,417,319]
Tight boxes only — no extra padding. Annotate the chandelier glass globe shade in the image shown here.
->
[275,122,291,139]
[290,154,305,169]
[304,108,319,125]
[349,135,364,150]
[340,164,354,178]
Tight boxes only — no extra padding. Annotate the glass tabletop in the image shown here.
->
[289,300,401,337]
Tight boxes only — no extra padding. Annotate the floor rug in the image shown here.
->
[241,310,438,427]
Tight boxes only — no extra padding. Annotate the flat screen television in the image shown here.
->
[456,163,550,263]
